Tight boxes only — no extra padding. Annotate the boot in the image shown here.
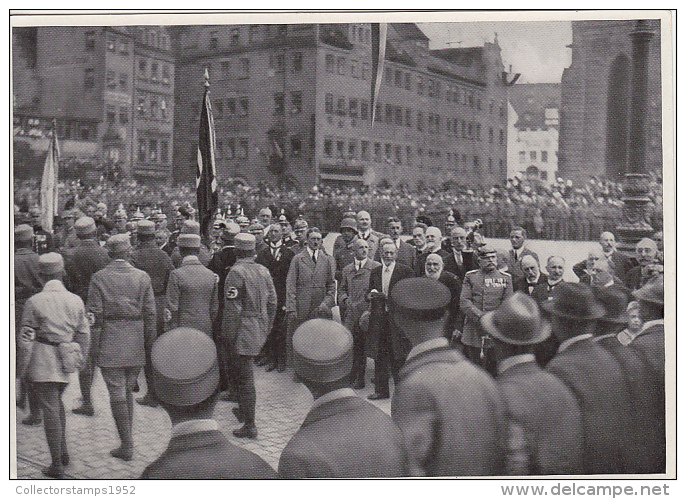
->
[232,423,257,439]
[72,400,94,417]
[109,401,133,461]
[42,465,64,479]
[232,407,244,423]
[136,394,159,407]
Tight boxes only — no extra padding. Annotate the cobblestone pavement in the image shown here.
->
[14,357,390,479]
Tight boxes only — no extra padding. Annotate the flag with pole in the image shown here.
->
[196,68,218,241]
[40,120,60,234]
[370,23,387,126]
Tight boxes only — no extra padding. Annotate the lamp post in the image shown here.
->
[616,19,656,253]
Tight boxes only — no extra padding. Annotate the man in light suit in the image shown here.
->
[543,283,632,474]
[337,238,380,388]
[390,278,506,476]
[502,227,538,280]
[485,292,583,475]
[278,320,408,478]
[141,327,276,479]
[285,227,336,366]
[386,217,416,269]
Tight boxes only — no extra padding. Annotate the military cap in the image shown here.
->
[234,233,256,251]
[540,282,606,321]
[249,221,265,233]
[15,224,34,242]
[293,219,309,230]
[236,215,250,227]
[340,218,357,231]
[39,252,65,275]
[293,319,353,383]
[152,327,219,407]
[481,292,551,345]
[222,222,241,241]
[136,219,156,236]
[632,275,664,306]
[180,220,201,235]
[390,277,450,321]
[106,233,132,253]
[478,245,498,257]
[177,233,201,249]
[74,216,97,236]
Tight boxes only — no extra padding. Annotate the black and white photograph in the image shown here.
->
[10,9,674,484]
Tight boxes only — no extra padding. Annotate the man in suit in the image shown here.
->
[626,238,662,291]
[338,238,380,388]
[502,227,538,280]
[278,319,408,478]
[333,218,358,283]
[356,210,383,261]
[543,283,632,474]
[366,242,415,400]
[415,226,449,277]
[141,327,276,479]
[531,256,566,304]
[285,227,336,365]
[390,278,506,476]
[484,292,583,475]
[386,217,416,269]
[442,226,477,282]
[65,217,111,417]
[460,246,514,375]
[255,223,295,372]
[130,220,174,408]
[87,234,157,461]
[573,232,633,283]
[513,255,547,296]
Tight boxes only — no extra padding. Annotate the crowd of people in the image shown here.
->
[14,185,666,478]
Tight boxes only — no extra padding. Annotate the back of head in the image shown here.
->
[390,277,450,345]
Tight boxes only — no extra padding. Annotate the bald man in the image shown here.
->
[442,226,477,282]
[626,238,662,291]
[414,227,449,277]
[513,255,547,296]
[356,211,384,261]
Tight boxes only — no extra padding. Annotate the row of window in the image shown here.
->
[137,137,170,164]
[106,71,129,92]
[518,150,552,163]
[193,97,250,118]
[87,30,170,54]
[106,105,129,125]
[325,54,371,80]
[138,57,172,85]
[137,93,171,121]
[208,24,290,50]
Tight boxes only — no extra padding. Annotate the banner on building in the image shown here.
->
[370,23,387,126]
[196,68,218,241]
[40,123,60,234]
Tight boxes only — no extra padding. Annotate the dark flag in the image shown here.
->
[370,23,387,126]
[196,68,218,241]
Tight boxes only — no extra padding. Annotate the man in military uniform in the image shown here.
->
[140,327,276,479]
[222,233,277,439]
[14,224,44,425]
[278,319,408,478]
[87,234,157,461]
[65,217,111,417]
[29,206,54,254]
[292,218,309,253]
[19,253,91,478]
[130,220,174,408]
[333,217,358,283]
[460,246,513,375]
[171,220,211,268]
[390,278,507,476]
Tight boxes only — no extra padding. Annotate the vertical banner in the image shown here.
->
[196,68,218,241]
[40,123,60,234]
[370,23,388,127]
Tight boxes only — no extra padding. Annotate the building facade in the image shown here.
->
[171,23,509,190]
[12,26,175,183]
[507,83,560,187]
[558,19,662,184]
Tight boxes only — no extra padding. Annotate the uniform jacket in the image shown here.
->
[208,245,237,316]
[87,260,157,368]
[14,248,43,325]
[333,237,357,283]
[21,280,90,384]
[165,256,218,335]
[513,273,547,296]
[546,337,633,474]
[141,429,276,479]
[171,243,211,268]
[460,269,513,347]
[63,239,110,302]
[391,345,506,476]
[496,358,583,475]
[278,394,408,478]
[256,244,295,308]
[285,249,336,322]
[442,249,477,282]
[130,241,174,297]
[501,247,538,280]
[337,259,380,334]
[223,257,277,356]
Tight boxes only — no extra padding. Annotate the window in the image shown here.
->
[249,25,261,43]
[385,144,392,162]
[290,91,302,114]
[336,140,345,158]
[215,100,224,119]
[476,123,481,141]
[161,140,168,163]
[221,61,231,79]
[395,69,402,87]
[348,140,357,159]
[291,136,302,157]
[119,73,128,90]
[435,115,440,134]
[468,123,473,140]
[226,98,236,115]
[337,98,346,116]
[139,58,147,76]
[84,68,95,90]
[210,31,218,49]
[489,128,494,144]
[405,73,411,90]
[499,129,505,145]
[416,112,424,131]
[138,97,147,117]
[374,143,381,162]
[231,27,240,45]
[473,156,480,168]
[119,39,129,55]
[395,145,402,165]
[238,58,250,79]
[149,139,158,162]
[428,79,435,97]
[406,146,412,165]
[293,52,302,72]
[239,97,249,116]
[270,53,285,73]
[395,107,403,126]
[375,103,383,122]
[273,93,285,115]
[106,106,116,124]
[362,62,369,80]
[499,159,505,173]
[530,151,537,161]
[361,141,369,160]
[519,151,526,163]
[150,99,159,119]
[461,120,467,138]
[324,137,333,157]
[349,99,358,118]
[107,35,116,52]
[540,171,548,181]
[150,62,158,81]
[337,57,346,75]
[488,157,493,174]
[226,139,235,159]
[107,71,116,90]
[326,54,335,73]
[119,107,129,124]
[238,139,249,159]
[541,151,548,163]
[417,76,424,95]
[138,140,146,162]
[351,59,359,78]
[405,109,412,127]
[325,94,334,114]
[385,104,393,124]
[85,31,96,51]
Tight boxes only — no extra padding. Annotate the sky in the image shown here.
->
[418,21,573,84]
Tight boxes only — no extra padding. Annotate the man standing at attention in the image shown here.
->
[503,227,538,280]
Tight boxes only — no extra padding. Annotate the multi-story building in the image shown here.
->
[12,26,174,183]
[558,19,661,183]
[507,83,560,187]
[171,23,508,189]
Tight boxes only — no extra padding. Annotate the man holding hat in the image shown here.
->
[543,283,632,474]
[87,234,157,461]
[278,319,408,478]
[15,224,44,425]
[140,327,276,479]
[460,245,513,375]
[64,217,111,417]
[390,278,506,476]
[130,220,175,407]
[222,233,277,439]
[19,253,90,478]
[483,292,583,475]
[165,234,219,336]
[171,220,211,268]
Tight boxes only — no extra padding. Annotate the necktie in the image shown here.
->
[312,251,317,265]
